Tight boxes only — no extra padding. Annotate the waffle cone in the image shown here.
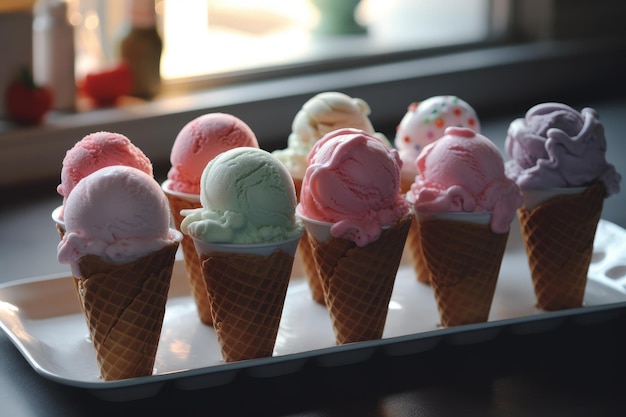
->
[166,193,213,325]
[291,177,325,304]
[419,218,508,327]
[518,182,605,311]
[298,230,326,304]
[293,177,303,201]
[54,221,87,316]
[406,216,430,285]
[199,250,295,362]
[55,222,65,240]
[308,215,413,345]
[76,243,178,380]
[400,175,414,195]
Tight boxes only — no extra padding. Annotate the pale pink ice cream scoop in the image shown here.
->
[407,127,522,234]
[167,113,259,194]
[298,128,409,247]
[57,165,181,277]
[57,131,153,218]
[505,103,621,196]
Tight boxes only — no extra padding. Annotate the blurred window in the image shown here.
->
[69,0,499,88]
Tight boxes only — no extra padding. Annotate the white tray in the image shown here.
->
[2,219,626,402]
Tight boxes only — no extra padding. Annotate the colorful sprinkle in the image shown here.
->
[435,118,444,128]
[403,135,411,143]
[468,118,476,126]
[453,107,462,116]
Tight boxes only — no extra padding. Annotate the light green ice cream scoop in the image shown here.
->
[180,147,303,244]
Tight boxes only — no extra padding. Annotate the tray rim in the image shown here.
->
[3,291,626,390]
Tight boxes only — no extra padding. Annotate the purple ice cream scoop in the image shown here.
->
[504,102,620,196]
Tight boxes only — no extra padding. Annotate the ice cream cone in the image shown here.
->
[298,230,325,304]
[518,182,605,311]
[292,177,303,201]
[52,205,86,314]
[400,170,416,195]
[193,235,301,362]
[305,214,413,345]
[52,205,66,239]
[417,213,508,327]
[405,216,430,285]
[291,176,326,305]
[75,243,179,380]
[402,176,429,286]
[162,181,213,325]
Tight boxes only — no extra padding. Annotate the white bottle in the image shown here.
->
[33,0,76,111]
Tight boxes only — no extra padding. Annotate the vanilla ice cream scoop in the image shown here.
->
[180,147,303,244]
[273,92,389,180]
[57,165,181,277]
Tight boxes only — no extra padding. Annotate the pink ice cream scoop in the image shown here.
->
[408,127,522,234]
[57,165,182,277]
[57,131,153,218]
[298,128,409,247]
[505,103,621,196]
[167,113,259,194]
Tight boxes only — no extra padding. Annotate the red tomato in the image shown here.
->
[4,68,54,126]
[81,62,133,107]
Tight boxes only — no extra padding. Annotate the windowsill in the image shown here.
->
[1,35,625,189]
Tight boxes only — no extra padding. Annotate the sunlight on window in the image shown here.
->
[161,0,489,81]
[162,0,319,80]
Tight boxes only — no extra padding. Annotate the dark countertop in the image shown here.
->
[1,97,625,416]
